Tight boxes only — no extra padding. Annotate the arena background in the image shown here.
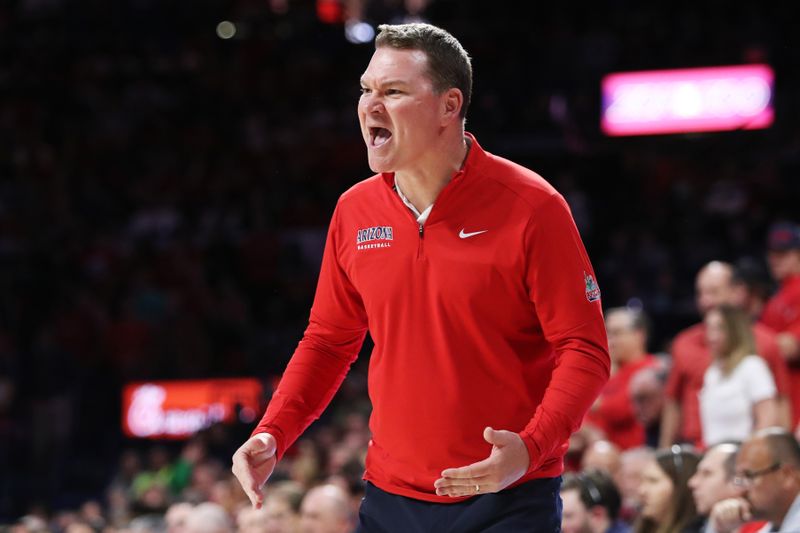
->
[1,0,799,520]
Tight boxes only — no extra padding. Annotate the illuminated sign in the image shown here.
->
[601,64,774,136]
[122,378,263,439]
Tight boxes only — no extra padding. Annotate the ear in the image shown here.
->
[440,88,464,125]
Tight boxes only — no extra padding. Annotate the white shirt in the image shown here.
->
[394,177,433,224]
[699,355,776,446]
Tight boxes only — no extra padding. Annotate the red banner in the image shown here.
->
[122,378,263,439]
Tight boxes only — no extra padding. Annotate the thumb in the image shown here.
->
[251,433,277,457]
[483,427,515,446]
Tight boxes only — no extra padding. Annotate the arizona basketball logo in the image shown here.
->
[357,225,393,250]
[584,272,601,302]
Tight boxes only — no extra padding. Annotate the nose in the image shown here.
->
[360,93,384,115]
[368,99,384,115]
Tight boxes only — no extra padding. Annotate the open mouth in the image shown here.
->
[369,127,392,148]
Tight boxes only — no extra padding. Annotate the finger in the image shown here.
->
[436,482,494,498]
[433,474,492,490]
[483,426,511,446]
[484,426,519,447]
[232,460,264,508]
[441,457,492,479]
[739,500,752,522]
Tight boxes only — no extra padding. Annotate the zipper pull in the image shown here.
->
[418,223,424,238]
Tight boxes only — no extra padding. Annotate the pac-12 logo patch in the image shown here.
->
[584,271,601,302]
[356,225,393,250]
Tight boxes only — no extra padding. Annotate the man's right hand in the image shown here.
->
[231,433,278,508]
[710,497,752,533]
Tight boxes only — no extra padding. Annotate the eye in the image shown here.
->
[385,89,402,96]
[359,87,371,96]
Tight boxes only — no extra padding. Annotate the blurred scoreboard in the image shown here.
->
[122,378,263,439]
[602,64,774,136]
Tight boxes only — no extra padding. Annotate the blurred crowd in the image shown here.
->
[2,0,800,531]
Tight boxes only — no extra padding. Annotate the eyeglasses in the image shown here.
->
[732,462,782,487]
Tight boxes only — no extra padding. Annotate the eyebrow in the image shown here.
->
[359,78,409,87]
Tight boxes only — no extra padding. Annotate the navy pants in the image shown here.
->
[355,477,562,533]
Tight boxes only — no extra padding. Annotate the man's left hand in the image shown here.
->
[434,427,530,497]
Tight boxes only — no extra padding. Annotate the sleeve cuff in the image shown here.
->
[520,431,543,475]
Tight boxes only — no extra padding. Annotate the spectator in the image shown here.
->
[710,428,800,533]
[687,442,742,532]
[761,222,800,430]
[236,481,303,533]
[184,503,233,533]
[585,308,659,450]
[298,484,353,533]
[731,258,772,322]
[64,522,94,533]
[617,447,655,524]
[699,305,779,445]
[661,261,791,448]
[561,469,630,533]
[10,515,48,533]
[634,446,702,533]
[128,514,168,533]
[165,503,193,533]
[629,363,668,448]
[582,440,622,481]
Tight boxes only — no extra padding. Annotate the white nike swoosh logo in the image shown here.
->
[459,229,488,239]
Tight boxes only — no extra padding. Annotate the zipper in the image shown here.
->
[417,223,424,259]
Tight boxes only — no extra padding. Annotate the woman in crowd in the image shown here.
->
[635,445,702,533]
[699,305,779,446]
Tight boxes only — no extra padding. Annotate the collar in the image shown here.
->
[781,273,800,290]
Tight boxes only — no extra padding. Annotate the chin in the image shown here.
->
[367,157,394,174]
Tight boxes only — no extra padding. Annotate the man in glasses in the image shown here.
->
[710,428,800,533]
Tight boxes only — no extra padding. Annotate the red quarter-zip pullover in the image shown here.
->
[254,134,610,502]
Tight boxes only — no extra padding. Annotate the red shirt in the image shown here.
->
[665,322,790,446]
[761,273,800,425]
[253,134,610,502]
[585,355,659,449]
[738,522,768,533]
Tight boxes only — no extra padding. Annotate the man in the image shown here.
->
[231,23,610,530]
[687,442,742,533]
[628,363,667,449]
[561,470,630,533]
[710,428,800,533]
[582,440,622,481]
[237,482,303,533]
[761,222,800,430]
[165,503,193,533]
[616,447,654,524]
[184,503,233,533]
[660,261,791,448]
[585,308,658,450]
[299,484,353,533]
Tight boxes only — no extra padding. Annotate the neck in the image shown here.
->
[618,351,646,366]
[395,131,468,213]
[770,490,799,530]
